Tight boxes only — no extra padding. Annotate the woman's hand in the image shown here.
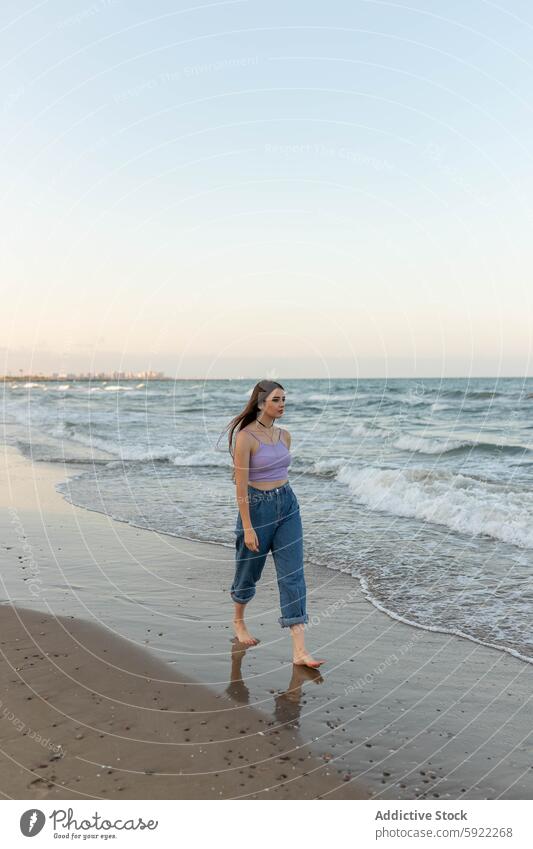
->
[244,528,259,552]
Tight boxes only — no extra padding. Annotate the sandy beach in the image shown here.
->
[1,440,531,800]
[0,604,371,800]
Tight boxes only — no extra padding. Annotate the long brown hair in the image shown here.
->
[220,380,285,484]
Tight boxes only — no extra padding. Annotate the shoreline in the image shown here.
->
[2,440,532,800]
[56,460,533,668]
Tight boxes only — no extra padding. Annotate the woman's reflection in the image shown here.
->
[274,664,324,728]
[225,637,324,727]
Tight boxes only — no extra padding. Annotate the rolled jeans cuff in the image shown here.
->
[278,613,309,628]
[231,591,254,604]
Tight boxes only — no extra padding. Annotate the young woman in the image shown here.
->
[225,380,325,668]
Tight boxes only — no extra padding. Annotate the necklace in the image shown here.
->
[256,417,277,444]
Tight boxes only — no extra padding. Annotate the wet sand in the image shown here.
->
[1,441,532,799]
[0,604,369,799]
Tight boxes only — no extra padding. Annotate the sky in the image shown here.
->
[2,0,533,378]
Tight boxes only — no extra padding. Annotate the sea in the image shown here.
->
[3,377,533,664]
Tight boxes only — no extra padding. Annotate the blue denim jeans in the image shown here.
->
[231,482,309,628]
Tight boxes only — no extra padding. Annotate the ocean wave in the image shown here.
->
[393,435,470,454]
[172,451,230,468]
[52,424,231,466]
[15,439,114,465]
[308,457,347,476]
[336,464,533,548]
[36,455,112,465]
[396,393,431,406]
[351,422,376,437]
[393,433,531,456]
[48,424,174,462]
[308,393,354,402]
[8,406,233,467]
[439,389,504,399]
[430,401,456,412]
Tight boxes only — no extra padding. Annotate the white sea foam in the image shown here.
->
[431,401,455,412]
[394,433,531,456]
[309,393,353,402]
[395,393,428,406]
[117,445,178,461]
[351,422,373,437]
[172,451,229,468]
[393,434,470,454]
[47,422,172,461]
[336,464,533,548]
[311,457,346,475]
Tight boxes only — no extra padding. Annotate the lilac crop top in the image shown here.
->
[246,429,292,482]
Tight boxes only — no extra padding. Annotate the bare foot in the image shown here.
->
[232,619,259,646]
[293,651,326,668]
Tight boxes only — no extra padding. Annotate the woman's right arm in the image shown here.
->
[234,431,253,529]
[234,432,259,551]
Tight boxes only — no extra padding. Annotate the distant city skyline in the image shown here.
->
[2,369,167,381]
[2,2,532,378]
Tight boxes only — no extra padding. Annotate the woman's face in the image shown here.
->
[263,387,286,418]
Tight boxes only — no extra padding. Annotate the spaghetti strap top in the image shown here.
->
[245,428,292,482]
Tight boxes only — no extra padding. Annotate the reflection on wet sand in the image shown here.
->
[226,637,324,728]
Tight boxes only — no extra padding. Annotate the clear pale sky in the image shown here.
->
[2,1,533,378]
